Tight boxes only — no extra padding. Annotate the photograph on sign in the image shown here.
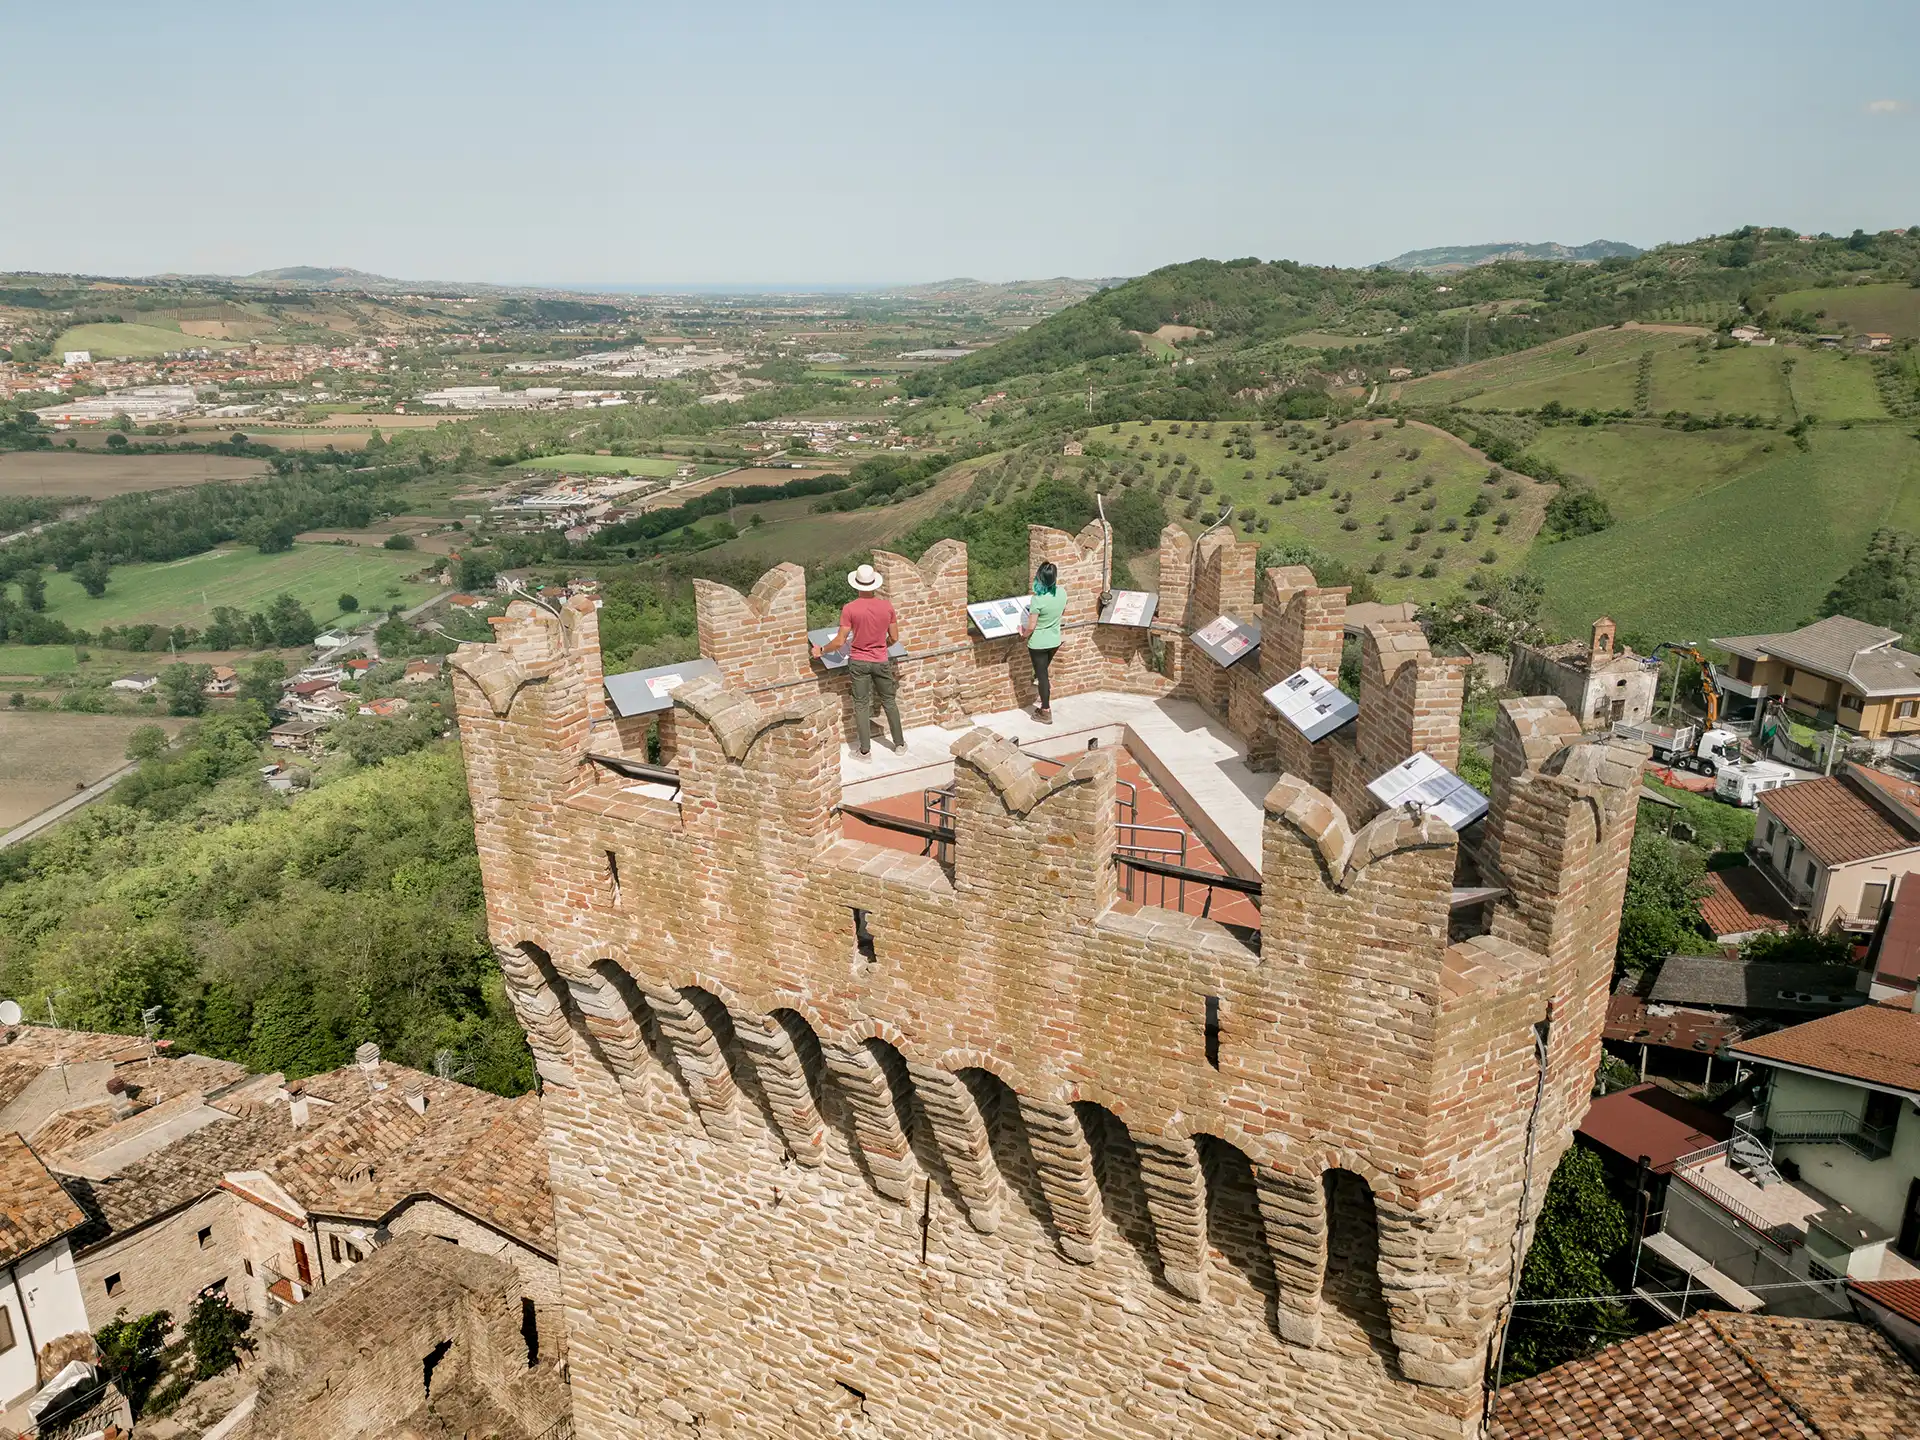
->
[1263,667,1358,741]
[967,595,1031,640]
[1190,614,1261,668]
[1099,589,1157,628]
[646,673,685,699]
[1366,752,1489,830]
[1194,616,1238,647]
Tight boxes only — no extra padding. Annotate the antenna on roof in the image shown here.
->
[141,1005,163,1067]
[432,1048,474,1083]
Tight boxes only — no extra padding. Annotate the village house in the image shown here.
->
[1728,1002,1920,1287]
[1507,617,1658,731]
[107,674,156,694]
[1863,333,1895,350]
[1751,764,1920,933]
[0,1026,558,1366]
[202,665,238,697]
[0,1134,92,1428]
[356,696,410,718]
[1715,615,1920,741]
[401,658,443,684]
[267,719,324,753]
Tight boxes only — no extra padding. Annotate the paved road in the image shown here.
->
[0,761,136,850]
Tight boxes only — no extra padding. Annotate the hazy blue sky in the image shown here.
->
[5,1,1915,285]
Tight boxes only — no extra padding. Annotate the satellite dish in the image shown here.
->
[0,1000,22,1026]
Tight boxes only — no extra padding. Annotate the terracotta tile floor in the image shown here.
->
[841,744,1260,930]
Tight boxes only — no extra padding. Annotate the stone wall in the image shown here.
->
[71,1192,243,1341]
[451,553,1647,1440]
[246,1235,568,1440]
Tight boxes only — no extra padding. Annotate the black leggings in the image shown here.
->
[1030,645,1056,709]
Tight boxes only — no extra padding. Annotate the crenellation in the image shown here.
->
[451,552,1645,1440]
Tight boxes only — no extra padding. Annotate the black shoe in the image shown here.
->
[858,745,871,756]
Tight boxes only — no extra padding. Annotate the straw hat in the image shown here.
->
[848,563,884,592]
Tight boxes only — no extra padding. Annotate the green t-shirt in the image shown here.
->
[1027,588,1066,650]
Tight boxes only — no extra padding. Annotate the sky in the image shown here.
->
[4,1,1916,287]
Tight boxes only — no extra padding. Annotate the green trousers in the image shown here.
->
[848,658,904,751]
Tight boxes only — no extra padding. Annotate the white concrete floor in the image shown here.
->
[838,691,1272,876]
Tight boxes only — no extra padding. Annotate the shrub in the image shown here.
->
[1420,562,1439,578]
[383,533,417,550]
[1482,549,1499,563]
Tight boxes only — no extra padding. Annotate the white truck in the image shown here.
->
[1714,760,1800,807]
[1611,719,1743,776]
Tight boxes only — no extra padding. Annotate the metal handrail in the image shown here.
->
[1756,1107,1896,1158]
[1670,1154,1796,1253]
[840,803,955,860]
[585,752,681,786]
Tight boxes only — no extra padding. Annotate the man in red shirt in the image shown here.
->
[811,562,906,756]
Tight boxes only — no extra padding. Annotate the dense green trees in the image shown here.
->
[1615,832,1711,971]
[0,733,531,1096]
[1823,528,1920,643]
[1503,1145,1633,1381]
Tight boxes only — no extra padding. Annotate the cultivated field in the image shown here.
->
[1522,425,1780,522]
[703,461,982,569]
[1770,284,1920,338]
[520,453,725,478]
[37,545,438,631]
[1531,427,1920,640]
[1396,327,1690,408]
[1070,418,1549,603]
[0,712,187,831]
[51,322,241,358]
[0,452,269,498]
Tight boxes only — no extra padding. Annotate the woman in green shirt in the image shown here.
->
[1021,561,1066,723]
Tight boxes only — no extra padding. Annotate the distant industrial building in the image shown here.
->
[33,385,199,425]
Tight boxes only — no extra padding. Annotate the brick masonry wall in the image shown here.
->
[451,572,1646,1440]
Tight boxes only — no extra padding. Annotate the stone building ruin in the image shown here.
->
[450,519,1647,1439]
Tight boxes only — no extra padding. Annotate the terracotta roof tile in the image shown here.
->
[1577,1083,1731,1173]
[1699,867,1796,940]
[1491,1314,1920,1438]
[1731,1003,1920,1094]
[1853,1277,1920,1326]
[0,1131,86,1265]
[1760,769,1920,868]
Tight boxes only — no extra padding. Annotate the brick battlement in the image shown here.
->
[451,530,1646,1440]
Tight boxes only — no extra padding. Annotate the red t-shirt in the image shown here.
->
[840,596,896,663]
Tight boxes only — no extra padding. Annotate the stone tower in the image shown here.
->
[451,527,1644,1439]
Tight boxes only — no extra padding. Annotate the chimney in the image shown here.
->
[1591,616,1616,665]
[404,1086,428,1116]
[287,1086,310,1128]
[106,1076,134,1119]
[355,1041,387,1091]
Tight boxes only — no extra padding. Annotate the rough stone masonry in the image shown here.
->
[450,520,1646,1439]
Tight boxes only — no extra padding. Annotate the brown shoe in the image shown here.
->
[1036,707,1053,725]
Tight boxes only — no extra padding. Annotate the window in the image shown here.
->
[244,1259,254,1277]
[104,1273,123,1298]
[605,849,622,906]
[346,1242,363,1263]
[1783,666,1797,686]
[1900,701,1919,720]
[330,1234,342,1264]
[852,908,876,963]
[1805,860,1818,888]
[1808,1257,1844,1288]
[1204,995,1221,1069]
[1763,819,1776,846]
[197,1226,213,1250]
[0,1304,14,1357]
[1734,657,1755,682]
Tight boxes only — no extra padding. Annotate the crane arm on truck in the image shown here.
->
[1649,643,1724,729]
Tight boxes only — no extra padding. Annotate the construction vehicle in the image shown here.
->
[1611,643,1740,775]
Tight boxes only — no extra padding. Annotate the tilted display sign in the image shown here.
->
[602,657,722,717]
[1264,666,1359,742]
[1190,614,1262,667]
[1098,590,1158,628]
[1366,751,1490,830]
[808,626,908,670]
[967,595,1032,640]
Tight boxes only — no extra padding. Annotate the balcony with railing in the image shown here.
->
[1753,1106,1897,1160]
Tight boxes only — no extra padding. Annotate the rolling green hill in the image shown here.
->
[1376,240,1641,272]
[52,322,242,358]
[1531,427,1920,641]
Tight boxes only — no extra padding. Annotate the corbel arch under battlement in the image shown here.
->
[1263,774,1457,892]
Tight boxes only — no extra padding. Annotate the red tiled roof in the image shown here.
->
[1854,1278,1920,1327]
[1577,1083,1731,1173]
[1732,1003,1920,1094]
[1700,867,1795,939]
[1761,768,1920,867]
[1874,877,1920,990]
[1491,1313,1920,1438]
[0,1131,86,1266]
